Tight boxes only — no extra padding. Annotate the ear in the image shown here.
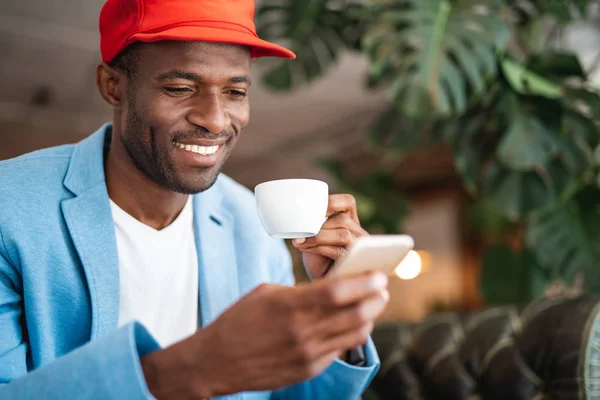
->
[96,62,126,107]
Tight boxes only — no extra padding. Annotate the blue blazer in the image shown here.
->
[0,124,379,399]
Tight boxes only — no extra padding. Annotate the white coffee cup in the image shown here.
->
[254,179,329,239]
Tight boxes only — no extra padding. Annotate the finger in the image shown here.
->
[326,194,359,223]
[322,211,368,236]
[311,289,389,339]
[293,215,367,249]
[301,226,356,250]
[295,271,388,308]
[321,322,376,355]
[298,245,348,262]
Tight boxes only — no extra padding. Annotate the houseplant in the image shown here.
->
[255,0,600,304]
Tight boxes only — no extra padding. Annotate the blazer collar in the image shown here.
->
[63,123,111,196]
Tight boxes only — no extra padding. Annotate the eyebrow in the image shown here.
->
[157,70,250,84]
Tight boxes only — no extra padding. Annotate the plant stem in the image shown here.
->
[425,0,452,103]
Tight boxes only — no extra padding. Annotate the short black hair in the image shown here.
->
[108,41,144,79]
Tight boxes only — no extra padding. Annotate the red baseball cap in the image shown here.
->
[99,0,296,63]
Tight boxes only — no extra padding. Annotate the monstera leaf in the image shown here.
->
[526,186,600,291]
[449,81,599,218]
[501,58,564,99]
[481,160,575,218]
[362,0,510,119]
[501,52,588,98]
[255,0,365,90]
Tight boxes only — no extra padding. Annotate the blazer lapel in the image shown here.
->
[193,187,240,326]
[62,124,120,339]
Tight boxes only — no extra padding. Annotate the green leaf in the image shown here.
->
[483,164,556,218]
[470,11,513,48]
[522,18,546,54]
[562,110,599,171]
[451,113,489,195]
[480,244,550,306]
[462,31,498,77]
[482,150,581,218]
[508,0,590,24]
[441,58,467,112]
[501,58,564,98]
[540,0,588,23]
[447,82,594,217]
[363,0,510,119]
[527,52,586,80]
[543,3,574,23]
[497,113,561,170]
[256,0,363,91]
[566,88,600,121]
[446,36,486,94]
[526,186,600,291]
[467,201,516,237]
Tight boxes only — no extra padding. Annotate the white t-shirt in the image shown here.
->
[110,197,199,347]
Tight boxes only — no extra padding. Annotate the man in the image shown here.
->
[0,0,389,398]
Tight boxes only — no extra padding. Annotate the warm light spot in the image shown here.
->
[395,250,424,280]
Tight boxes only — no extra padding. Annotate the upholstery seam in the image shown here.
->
[581,301,600,398]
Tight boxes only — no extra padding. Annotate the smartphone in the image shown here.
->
[326,235,415,279]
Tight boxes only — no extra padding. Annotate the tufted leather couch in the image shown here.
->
[366,296,600,400]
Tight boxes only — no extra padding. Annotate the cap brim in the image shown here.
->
[129,25,296,59]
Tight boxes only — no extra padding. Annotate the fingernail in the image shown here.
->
[293,238,306,245]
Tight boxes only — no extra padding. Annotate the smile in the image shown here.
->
[172,141,219,155]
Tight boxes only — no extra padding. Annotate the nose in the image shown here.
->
[186,93,228,134]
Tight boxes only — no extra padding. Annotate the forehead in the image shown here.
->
[137,41,251,77]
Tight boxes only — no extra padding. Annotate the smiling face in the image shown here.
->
[113,41,251,194]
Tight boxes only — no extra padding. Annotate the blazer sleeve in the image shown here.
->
[269,240,381,400]
[0,228,161,400]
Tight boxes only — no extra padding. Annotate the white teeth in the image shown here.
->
[206,146,217,155]
[173,141,219,155]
